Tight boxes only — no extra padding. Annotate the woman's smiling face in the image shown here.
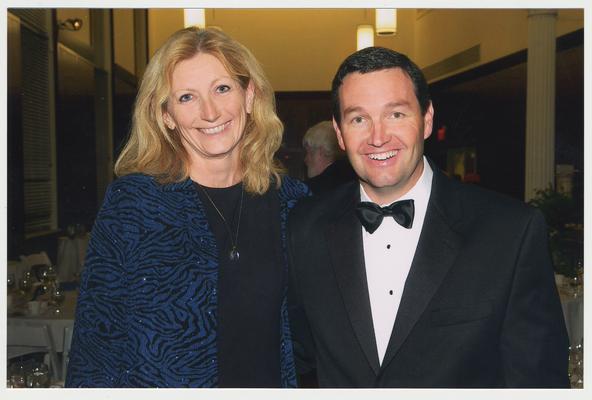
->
[164,52,254,162]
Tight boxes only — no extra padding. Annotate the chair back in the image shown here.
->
[61,325,74,381]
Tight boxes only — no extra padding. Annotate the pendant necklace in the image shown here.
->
[198,182,244,262]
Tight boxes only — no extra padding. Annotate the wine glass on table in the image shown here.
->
[9,360,28,388]
[50,285,65,315]
[18,272,32,299]
[7,272,16,291]
[569,343,584,388]
[26,362,50,388]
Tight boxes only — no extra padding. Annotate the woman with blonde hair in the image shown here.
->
[66,27,308,388]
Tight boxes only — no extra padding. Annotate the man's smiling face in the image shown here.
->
[333,68,434,204]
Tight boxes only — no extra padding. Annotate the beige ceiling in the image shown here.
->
[146,9,583,92]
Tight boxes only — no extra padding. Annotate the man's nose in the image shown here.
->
[368,122,389,147]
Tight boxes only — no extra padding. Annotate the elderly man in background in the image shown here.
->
[302,120,356,195]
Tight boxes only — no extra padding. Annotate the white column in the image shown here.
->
[524,9,557,201]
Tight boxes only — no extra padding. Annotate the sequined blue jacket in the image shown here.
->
[66,174,308,387]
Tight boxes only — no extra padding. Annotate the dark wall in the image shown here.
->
[275,91,332,180]
[7,11,142,260]
[555,45,584,209]
[7,16,24,257]
[428,30,583,202]
[55,45,98,230]
[427,86,527,200]
[113,65,138,160]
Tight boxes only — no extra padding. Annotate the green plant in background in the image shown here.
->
[528,186,584,277]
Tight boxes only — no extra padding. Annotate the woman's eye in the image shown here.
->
[216,84,231,93]
[178,93,193,103]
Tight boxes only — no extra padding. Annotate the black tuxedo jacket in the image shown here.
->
[287,165,569,388]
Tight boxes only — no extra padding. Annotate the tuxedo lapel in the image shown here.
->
[325,183,381,375]
[381,168,463,370]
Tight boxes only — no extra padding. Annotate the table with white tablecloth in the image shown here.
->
[555,274,584,347]
[560,292,583,348]
[7,290,78,353]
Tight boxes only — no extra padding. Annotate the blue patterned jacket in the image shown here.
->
[65,174,309,387]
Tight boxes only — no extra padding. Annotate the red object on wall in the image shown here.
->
[463,172,481,183]
[437,125,446,141]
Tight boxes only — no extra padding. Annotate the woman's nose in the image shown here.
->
[200,97,221,122]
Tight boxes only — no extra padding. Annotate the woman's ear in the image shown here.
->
[163,111,176,130]
[245,81,255,114]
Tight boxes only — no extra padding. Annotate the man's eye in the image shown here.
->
[216,84,231,93]
[352,116,365,124]
[391,112,405,119]
[179,94,193,103]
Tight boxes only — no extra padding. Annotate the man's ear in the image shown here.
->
[246,81,255,114]
[333,118,346,151]
[423,102,434,140]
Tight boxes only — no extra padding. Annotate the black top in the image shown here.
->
[195,182,283,388]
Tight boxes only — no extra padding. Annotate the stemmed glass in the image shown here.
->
[9,360,29,388]
[50,286,65,315]
[18,272,33,297]
[7,273,16,291]
[569,274,583,298]
[575,260,583,294]
[41,265,62,314]
[568,342,584,388]
[42,265,57,286]
[7,273,16,311]
[26,362,50,388]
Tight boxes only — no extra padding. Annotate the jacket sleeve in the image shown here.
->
[286,204,318,376]
[500,209,570,387]
[65,182,137,387]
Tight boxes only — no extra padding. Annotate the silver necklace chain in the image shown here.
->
[198,182,244,262]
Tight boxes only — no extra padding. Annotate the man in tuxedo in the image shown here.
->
[302,120,356,195]
[287,47,569,388]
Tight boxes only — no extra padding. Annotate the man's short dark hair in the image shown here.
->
[331,47,431,125]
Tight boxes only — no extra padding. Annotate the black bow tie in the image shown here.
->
[355,199,415,234]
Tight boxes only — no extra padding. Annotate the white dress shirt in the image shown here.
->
[360,156,433,365]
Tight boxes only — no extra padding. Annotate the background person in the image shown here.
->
[302,120,356,195]
[66,27,308,388]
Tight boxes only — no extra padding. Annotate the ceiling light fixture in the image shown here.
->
[357,25,374,50]
[184,9,206,28]
[375,9,397,36]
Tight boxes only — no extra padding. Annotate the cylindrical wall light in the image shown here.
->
[375,9,397,36]
[357,25,374,50]
[184,9,206,28]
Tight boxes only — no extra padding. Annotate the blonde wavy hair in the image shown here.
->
[114,27,284,194]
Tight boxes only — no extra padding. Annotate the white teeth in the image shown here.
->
[369,150,398,160]
[200,122,229,135]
